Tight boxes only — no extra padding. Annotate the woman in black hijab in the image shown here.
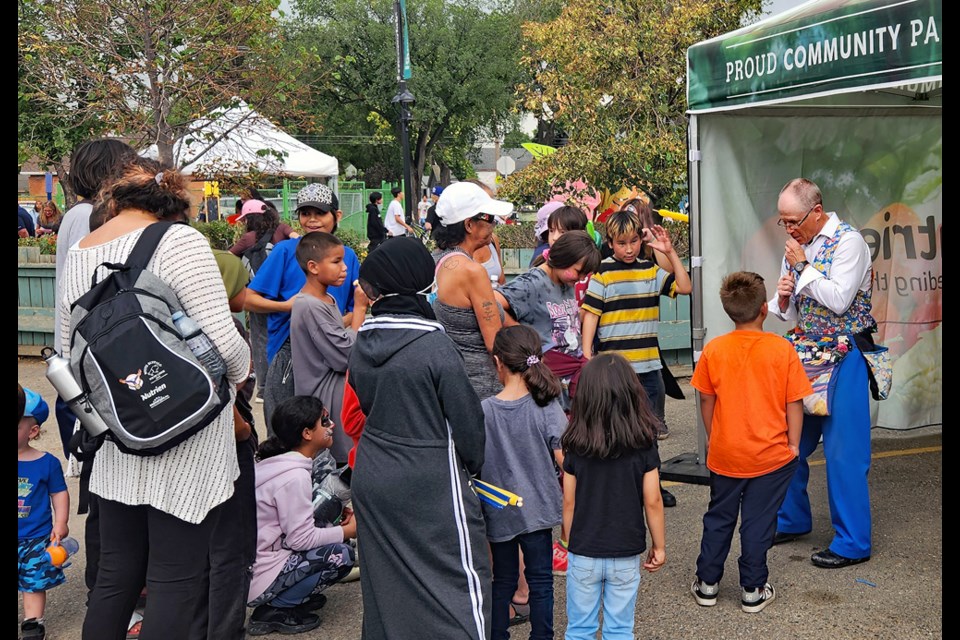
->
[348,238,491,640]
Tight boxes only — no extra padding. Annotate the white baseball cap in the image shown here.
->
[435,182,513,226]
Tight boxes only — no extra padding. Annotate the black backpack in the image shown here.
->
[68,222,230,456]
[241,229,274,277]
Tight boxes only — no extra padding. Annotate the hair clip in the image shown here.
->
[154,172,164,185]
[526,354,540,367]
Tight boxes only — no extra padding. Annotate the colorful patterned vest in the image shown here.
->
[796,221,876,336]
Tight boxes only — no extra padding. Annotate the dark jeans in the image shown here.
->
[490,528,554,640]
[636,370,666,430]
[263,340,294,437]
[189,438,258,639]
[82,498,216,640]
[696,458,799,589]
[248,312,269,401]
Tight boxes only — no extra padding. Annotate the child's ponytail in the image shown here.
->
[258,396,326,460]
[493,325,562,407]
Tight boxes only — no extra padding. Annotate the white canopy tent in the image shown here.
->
[665,0,942,483]
[144,101,338,179]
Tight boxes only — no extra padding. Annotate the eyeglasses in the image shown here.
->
[472,213,496,224]
[776,204,818,229]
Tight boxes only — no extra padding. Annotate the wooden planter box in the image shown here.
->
[19,258,57,356]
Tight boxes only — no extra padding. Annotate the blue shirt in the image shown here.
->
[18,453,68,540]
[18,206,36,237]
[249,237,360,362]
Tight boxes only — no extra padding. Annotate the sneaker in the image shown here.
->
[741,583,776,613]
[660,485,677,508]
[247,604,321,636]
[296,593,327,612]
[657,423,670,440]
[255,397,264,404]
[126,611,144,639]
[691,579,719,607]
[341,566,361,583]
[20,618,45,640]
[552,541,568,576]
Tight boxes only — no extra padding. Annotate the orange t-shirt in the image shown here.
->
[691,330,813,478]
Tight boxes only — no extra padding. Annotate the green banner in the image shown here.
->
[697,111,941,428]
[688,0,942,112]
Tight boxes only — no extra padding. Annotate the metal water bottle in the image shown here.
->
[40,347,109,436]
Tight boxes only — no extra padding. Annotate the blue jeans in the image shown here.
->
[490,528,553,640]
[636,370,665,429]
[565,553,640,640]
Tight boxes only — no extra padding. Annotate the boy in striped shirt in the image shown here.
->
[581,209,692,437]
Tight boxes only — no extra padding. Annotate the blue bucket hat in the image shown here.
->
[22,388,49,426]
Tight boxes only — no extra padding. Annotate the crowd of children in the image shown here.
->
[20,164,817,640]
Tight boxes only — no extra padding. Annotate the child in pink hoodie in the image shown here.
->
[247,396,357,636]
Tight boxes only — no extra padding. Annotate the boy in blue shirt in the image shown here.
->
[18,386,69,640]
[244,184,360,432]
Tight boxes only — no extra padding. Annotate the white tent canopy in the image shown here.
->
[144,101,338,178]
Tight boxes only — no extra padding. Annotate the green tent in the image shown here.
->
[667,0,941,482]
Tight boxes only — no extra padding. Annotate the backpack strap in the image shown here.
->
[250,228,273,253]
[126,221,182,270]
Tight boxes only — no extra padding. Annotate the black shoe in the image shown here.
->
[247,604,321,636]
[20,618,45,640]
[660,486,677,508]
[296,593,327,612]
[771,530,810,546]
[811,548,870,569]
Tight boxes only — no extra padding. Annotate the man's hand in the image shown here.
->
[784,238,806,269]
[777,272,796,312]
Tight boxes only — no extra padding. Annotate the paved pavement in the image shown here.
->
[18,356,942,639]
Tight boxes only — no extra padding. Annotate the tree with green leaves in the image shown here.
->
[499,0,765,207]
[19,0,309,195]
[285,0,523,193]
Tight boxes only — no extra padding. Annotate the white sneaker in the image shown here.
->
[741,583,776,613]
[691,579,719,606]
[341,566,361,583]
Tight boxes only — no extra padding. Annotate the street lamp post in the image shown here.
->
[392,86,416,224]
[393,0,415,223]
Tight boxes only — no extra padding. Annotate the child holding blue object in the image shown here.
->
[244,183,360,431]
[481,326,566,640]
[561,354,665,640]
[18,386,70,640]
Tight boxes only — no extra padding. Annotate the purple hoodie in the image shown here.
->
[249,451,344,603]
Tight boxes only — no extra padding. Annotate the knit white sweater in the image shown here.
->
[59,223,250,524]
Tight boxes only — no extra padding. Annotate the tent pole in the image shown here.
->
[661,113,710,485]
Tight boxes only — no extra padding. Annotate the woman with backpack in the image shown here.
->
[59,157,251,639]
[229,199,299,404]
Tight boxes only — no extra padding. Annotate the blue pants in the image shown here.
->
[490,528,553,640]
[777,344,872,559]
[696,458,798,589]
[565,553,641,640]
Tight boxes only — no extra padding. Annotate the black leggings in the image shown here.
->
[82,498,216,640]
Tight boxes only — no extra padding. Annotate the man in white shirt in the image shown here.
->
[417,195,430,226]
[768,178,875,570]
[385,187,413,238]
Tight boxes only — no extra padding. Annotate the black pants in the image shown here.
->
[55,395,77,459]
[84,494,100,597]
[189,439,258,640]
[695,458,799,589]
[82,498,216,640]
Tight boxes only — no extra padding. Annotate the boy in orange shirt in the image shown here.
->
[689,272,812,613]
